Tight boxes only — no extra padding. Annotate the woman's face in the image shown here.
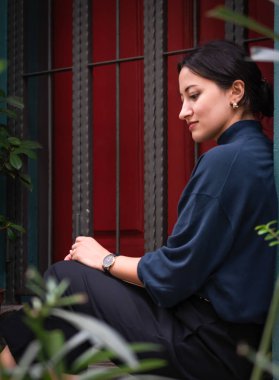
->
[178,67,238,143]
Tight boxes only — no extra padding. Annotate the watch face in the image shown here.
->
[103,254,116,270]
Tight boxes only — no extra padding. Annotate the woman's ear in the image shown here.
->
[230,79,245,104]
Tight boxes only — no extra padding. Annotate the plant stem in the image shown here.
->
[251,277,279,380]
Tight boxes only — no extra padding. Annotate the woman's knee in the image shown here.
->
[44,260,67,281]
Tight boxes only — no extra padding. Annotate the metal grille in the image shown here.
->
[88,1,144,253]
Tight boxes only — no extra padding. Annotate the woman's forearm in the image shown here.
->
[109,255,143,287]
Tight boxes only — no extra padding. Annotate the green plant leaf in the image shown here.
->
[13,147,37,159]
[8,136,21,146]
[42,330,65,375]
[0,60,7,73]
[5,96,24,110]
[4,161,14,172]
[207,6,279,41]
[79,359,167,380]
[52,308,139,368]
[256,230,267,236]
[10,223,25,233]
[7,228,16,240]
[0,126,10,137]
[19,172,31,184]
[9,152,23,170]
[269,241,279,247]
[14,341,41,380]
[20,140,42,149]
[25,267,46,290]
[72,343,162,373]
[266,220,278,228]
[0,108,18,119]
[19,173,33,191]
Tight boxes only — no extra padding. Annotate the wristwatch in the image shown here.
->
[102,253,117,272]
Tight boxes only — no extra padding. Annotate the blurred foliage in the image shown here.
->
[208,3,279,62]
[0,268,167,379]
[255,221,279,247]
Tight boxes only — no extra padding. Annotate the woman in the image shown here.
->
[0,40,277,379]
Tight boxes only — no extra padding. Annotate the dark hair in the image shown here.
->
[178,40,273,117]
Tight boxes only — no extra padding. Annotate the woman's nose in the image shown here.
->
[179,101,193,120]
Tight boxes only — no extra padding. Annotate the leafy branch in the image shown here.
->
[255,220,279,247]
[0,88,41,239]
[0,268,166,379]
[207,3,279,62]
[207,5,279,41]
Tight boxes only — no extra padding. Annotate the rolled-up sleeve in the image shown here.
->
[137,193,234,307]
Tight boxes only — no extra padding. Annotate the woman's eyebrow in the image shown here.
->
[185,84,198,92]
[179,84,198,95]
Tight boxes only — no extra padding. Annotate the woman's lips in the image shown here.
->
[187,121,198,131]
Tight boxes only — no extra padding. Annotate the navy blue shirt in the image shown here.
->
[138,120,278,323]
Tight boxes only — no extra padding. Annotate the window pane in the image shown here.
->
[53,0,72,69]
[25,75,50,269]
[120,0,143,58]
[52,72,73,262]
[92,61,144,256]
[167,0,194,51]
[24,1,49,73]
[119,61,144,233]
[92,0,116,62]
[198,0,225,44]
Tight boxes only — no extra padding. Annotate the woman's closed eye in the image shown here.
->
[189,93,199,101]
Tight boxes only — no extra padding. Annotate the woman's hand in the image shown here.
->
[64,236,110,271]
[64,236,143,286]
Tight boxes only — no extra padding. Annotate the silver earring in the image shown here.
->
[232,102,239,109]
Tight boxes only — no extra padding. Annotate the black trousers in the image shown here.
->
[0,261,265,379]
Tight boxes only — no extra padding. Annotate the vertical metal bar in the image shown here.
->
[225,0,247,43]
[72,1,82,239]
[193,0,199,164]
[192,0,198,48]
[144,0,157,251]
[144,0,167,251]
[234,0,247,45]
[154,0,167,247]
[47,0,52,267]
[225,0,235,41]
[115,0,120,253]
[72,0,93,239]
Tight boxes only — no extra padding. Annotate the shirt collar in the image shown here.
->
[217,120,262,145]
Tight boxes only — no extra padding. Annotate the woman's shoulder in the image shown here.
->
[198,133,272,173]
[197,143,242,174]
